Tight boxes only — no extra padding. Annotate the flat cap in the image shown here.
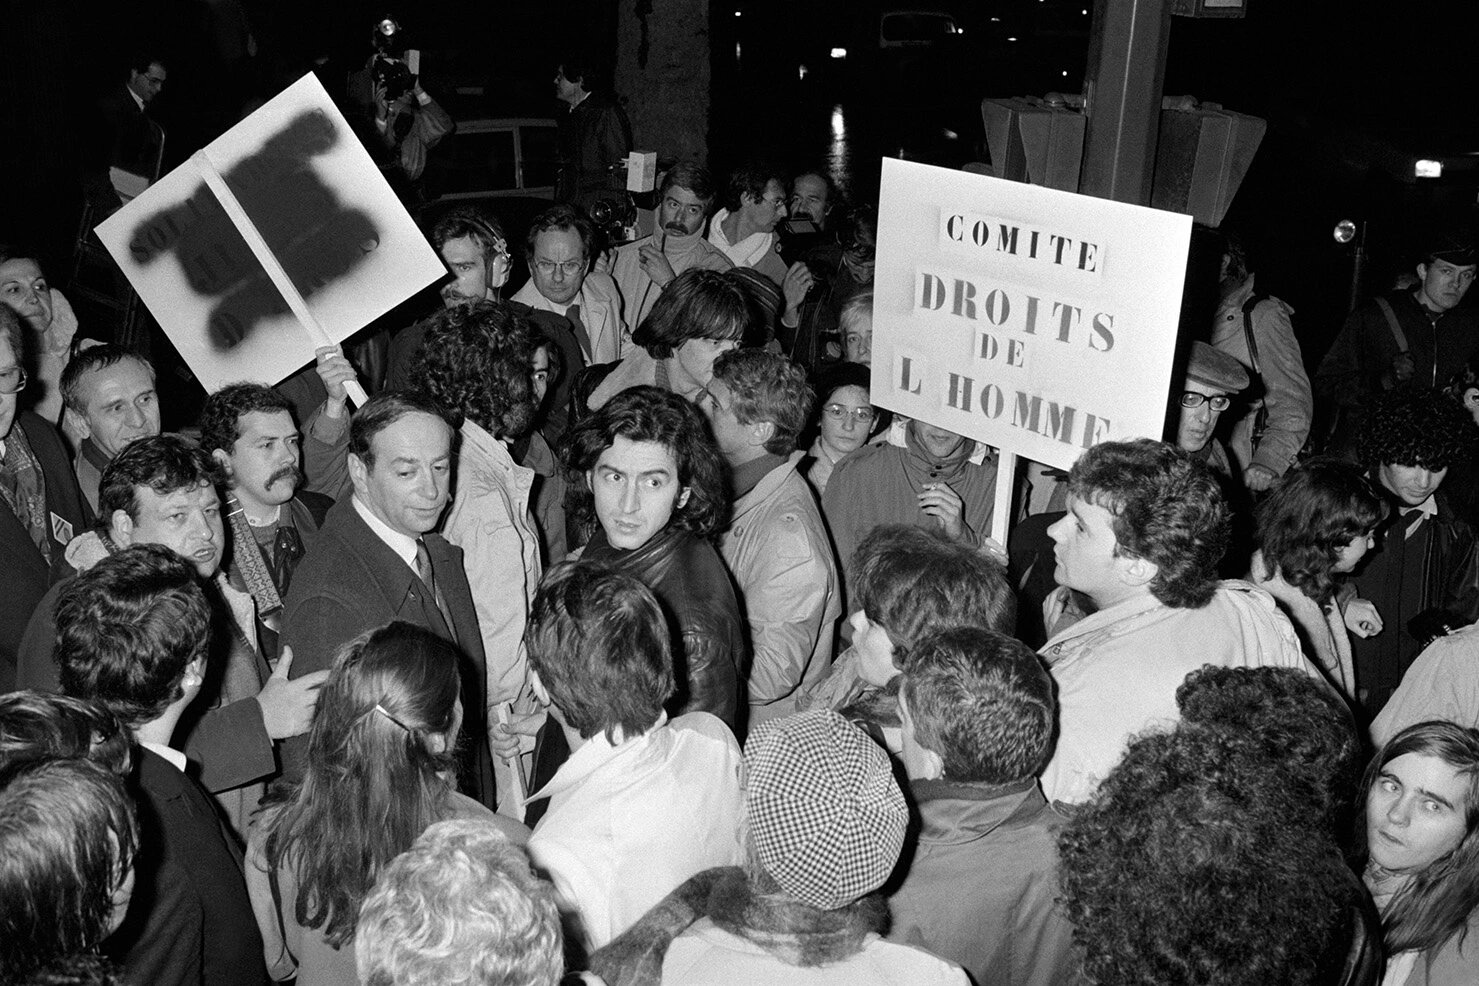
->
[1185,341,1249,393]
[744,710,907,911]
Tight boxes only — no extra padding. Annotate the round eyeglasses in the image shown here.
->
[823,403,875,423]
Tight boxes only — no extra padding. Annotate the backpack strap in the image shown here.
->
[1373,296,1409,354]
[1240,292,1268,381]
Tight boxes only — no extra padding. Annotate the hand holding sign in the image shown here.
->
[96,73,444,398]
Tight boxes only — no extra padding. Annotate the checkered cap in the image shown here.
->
[744,710,907,911]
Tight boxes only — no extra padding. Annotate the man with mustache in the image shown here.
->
[199,383,333,661]
[602,163,733,329]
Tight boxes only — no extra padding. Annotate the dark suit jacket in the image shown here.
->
[14,571,274,795]
[103,746,268,986]
[280,496,492,802]
[2,412,89,685]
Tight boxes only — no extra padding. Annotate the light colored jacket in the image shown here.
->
[1038,580,1315,805]
[661,921,967,985]
[601,232,733,329]
[1212,275,1312,476]
[513,270,629,365]
[719,455,841,726]
[526,712,746,952]
[442,420,540,714]
[1371,623,1479,745]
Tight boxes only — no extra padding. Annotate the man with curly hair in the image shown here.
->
[1056,714,1377,986]
[1343,386,1479,716]
[1038,439,1312,805]
[411,301,544,818]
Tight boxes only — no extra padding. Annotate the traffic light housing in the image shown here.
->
[1150,101,1266,228]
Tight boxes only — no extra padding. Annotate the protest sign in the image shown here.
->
[874,159,1193,540]
[96,72,446,396]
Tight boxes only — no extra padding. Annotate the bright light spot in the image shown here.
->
[831,105,846,139]
[942,128,959,140]
[955,26,964,35]
[1007,36,1018,42]
[735,42,742,61]
[799,64,808,81]
[990,16,1001,22]
[1062,70,1069,77]
[734,9,741,15]
[1082,8,1089,13]
[830,47,848,59]
[1416,159,1444,178]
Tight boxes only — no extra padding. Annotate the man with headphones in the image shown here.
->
[386,207,585,442]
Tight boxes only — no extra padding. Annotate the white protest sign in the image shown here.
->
[873,159,1192,476]
[96,72,445,395]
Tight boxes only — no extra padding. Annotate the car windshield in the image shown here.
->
[881,13,958,43]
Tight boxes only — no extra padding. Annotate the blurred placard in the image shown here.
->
[873,159,1191,472]
[96,73,444,393]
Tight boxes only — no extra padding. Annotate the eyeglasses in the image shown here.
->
[534,258,586,278]
[823,403,875,423]
[0,367,26,395]
[1179,392,1231,411]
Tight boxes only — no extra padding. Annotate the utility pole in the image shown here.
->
[1078,0,1175,206]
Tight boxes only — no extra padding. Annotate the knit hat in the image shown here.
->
[1185,341,1249,393]
[743,710,907,911]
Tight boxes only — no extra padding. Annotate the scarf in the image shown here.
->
[224,490,303,627]
[588,867,887,986]
[0,422,50,561]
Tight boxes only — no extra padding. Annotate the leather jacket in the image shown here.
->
[583,526,746,732]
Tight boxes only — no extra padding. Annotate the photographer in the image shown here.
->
[359,17,452,193]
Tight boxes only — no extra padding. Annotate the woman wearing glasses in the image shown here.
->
[803,361,880,497]
[247,622,528,986]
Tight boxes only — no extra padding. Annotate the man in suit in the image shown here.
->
[84,54,168,214]
[0,308,88,684]
[281,391,493,804]
[56,544,269,986]
[513,204,628,365]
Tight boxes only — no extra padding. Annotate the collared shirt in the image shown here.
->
[1405,495,1440,524]
[127,86,145,112]
[525,711,745,951]
[140,740,187,773]
[352,494,418,575]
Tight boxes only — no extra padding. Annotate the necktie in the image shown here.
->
[565,302,594,362]
[415,537,455,635]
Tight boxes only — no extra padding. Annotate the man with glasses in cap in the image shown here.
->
[1174,340,1250,486]
[0,307,88,684]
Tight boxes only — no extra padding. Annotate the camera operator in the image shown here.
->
[779,202,875,372]
[360,17,452,196]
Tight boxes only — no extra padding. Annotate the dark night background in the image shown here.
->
[4,0,1478,369]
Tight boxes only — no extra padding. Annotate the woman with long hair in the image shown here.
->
[1249,457,1389,700]
[246,622,528,985]
[1362,720,1479,985]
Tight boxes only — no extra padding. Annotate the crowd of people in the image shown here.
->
[8,38,1479,986]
